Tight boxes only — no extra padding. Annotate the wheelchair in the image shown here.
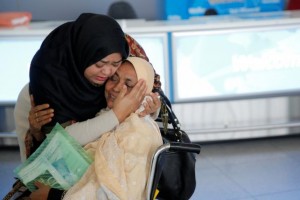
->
[147,90,201,200]
[6,89,200,200]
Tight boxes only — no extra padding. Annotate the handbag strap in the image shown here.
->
[156,90,183,141]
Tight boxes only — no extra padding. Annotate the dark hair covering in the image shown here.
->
[29,13,129,127]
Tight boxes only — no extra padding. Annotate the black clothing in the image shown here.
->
[29,13,129,127]
[47,188,65,200]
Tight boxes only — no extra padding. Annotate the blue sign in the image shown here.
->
[165,0,285,20]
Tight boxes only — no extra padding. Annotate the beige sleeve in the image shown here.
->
[14,83,31,163]
[65,109,119,146]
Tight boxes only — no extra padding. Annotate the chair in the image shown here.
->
[107,1,138,19]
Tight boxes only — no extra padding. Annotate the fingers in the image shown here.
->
[30,182,51,200]
[34,107,54,120]
[139,92,161,117]
[129,79,147,103]
[119,85,127,99]
[112,80,146,123]
[145,92,161,112]
[117,79,146,107]
[36,112,54,125]
[30,107,54,124]
[149,92,161,109]
[29,103,54,136]
[137,80,147,101]
[31,104,50,114]
[34,181,45,188]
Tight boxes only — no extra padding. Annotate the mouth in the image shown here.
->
[109,93,117,101]
[107,93,117,108]
[95,76,107,82]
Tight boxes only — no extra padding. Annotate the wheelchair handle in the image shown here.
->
[169,142,201,154]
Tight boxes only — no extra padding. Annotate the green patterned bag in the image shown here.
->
[14,123,93,191]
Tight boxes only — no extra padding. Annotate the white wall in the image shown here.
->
[172,96,300,142]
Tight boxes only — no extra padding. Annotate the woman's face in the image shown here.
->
[105,61,137,109]
[84,53,123,86]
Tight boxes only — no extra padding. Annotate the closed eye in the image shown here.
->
[109,74,119,82]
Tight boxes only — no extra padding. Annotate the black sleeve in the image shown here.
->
[47,188,66,200]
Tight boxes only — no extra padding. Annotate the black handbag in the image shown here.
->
[153,90,201,200]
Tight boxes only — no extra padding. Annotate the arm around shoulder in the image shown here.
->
[65,109,119,146]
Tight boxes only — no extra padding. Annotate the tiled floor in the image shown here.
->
[1,135,300,200]
[192,135,300,200]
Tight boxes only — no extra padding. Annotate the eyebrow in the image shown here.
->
[101,59,123,63]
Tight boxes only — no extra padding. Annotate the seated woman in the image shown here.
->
[63,56,163,200]
[25,57,162,200]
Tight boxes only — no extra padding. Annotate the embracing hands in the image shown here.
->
[29,182,51,200]
[112,79,161,123]
[28,95,54,141]
[138,91,161,117]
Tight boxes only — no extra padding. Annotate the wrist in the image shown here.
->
[112,107,130,123]
[30,130,44,142]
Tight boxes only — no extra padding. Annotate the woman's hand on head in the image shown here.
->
[29,182,50,200]
[28,95,54,141]
[112,79,147,123]
[138,92,161,117]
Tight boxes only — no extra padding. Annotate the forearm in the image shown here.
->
[65,109,119,146]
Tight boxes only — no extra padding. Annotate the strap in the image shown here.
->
[156,89,183,141]
[3,180,27,200]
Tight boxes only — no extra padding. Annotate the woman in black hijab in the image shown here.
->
[29,13,130,132]
[7,13,161,200]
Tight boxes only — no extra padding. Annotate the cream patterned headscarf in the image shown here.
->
[126,56,154,94]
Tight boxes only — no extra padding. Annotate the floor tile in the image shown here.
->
[0,148,21,199]
[216,152,300,196]
[1,135,300,200]
[201,140,287,167]
[254,189,300,200]
[191,166,252,200]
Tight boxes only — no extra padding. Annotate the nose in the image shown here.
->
[113,81,124,93]
[101,65,113,76]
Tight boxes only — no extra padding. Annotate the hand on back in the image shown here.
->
[28,95,54,141]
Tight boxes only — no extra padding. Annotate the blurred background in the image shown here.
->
[0,0,165,21]
[1,1,300,200]
[1,0,298,21]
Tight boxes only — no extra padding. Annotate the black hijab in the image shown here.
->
[29,13,129,127]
